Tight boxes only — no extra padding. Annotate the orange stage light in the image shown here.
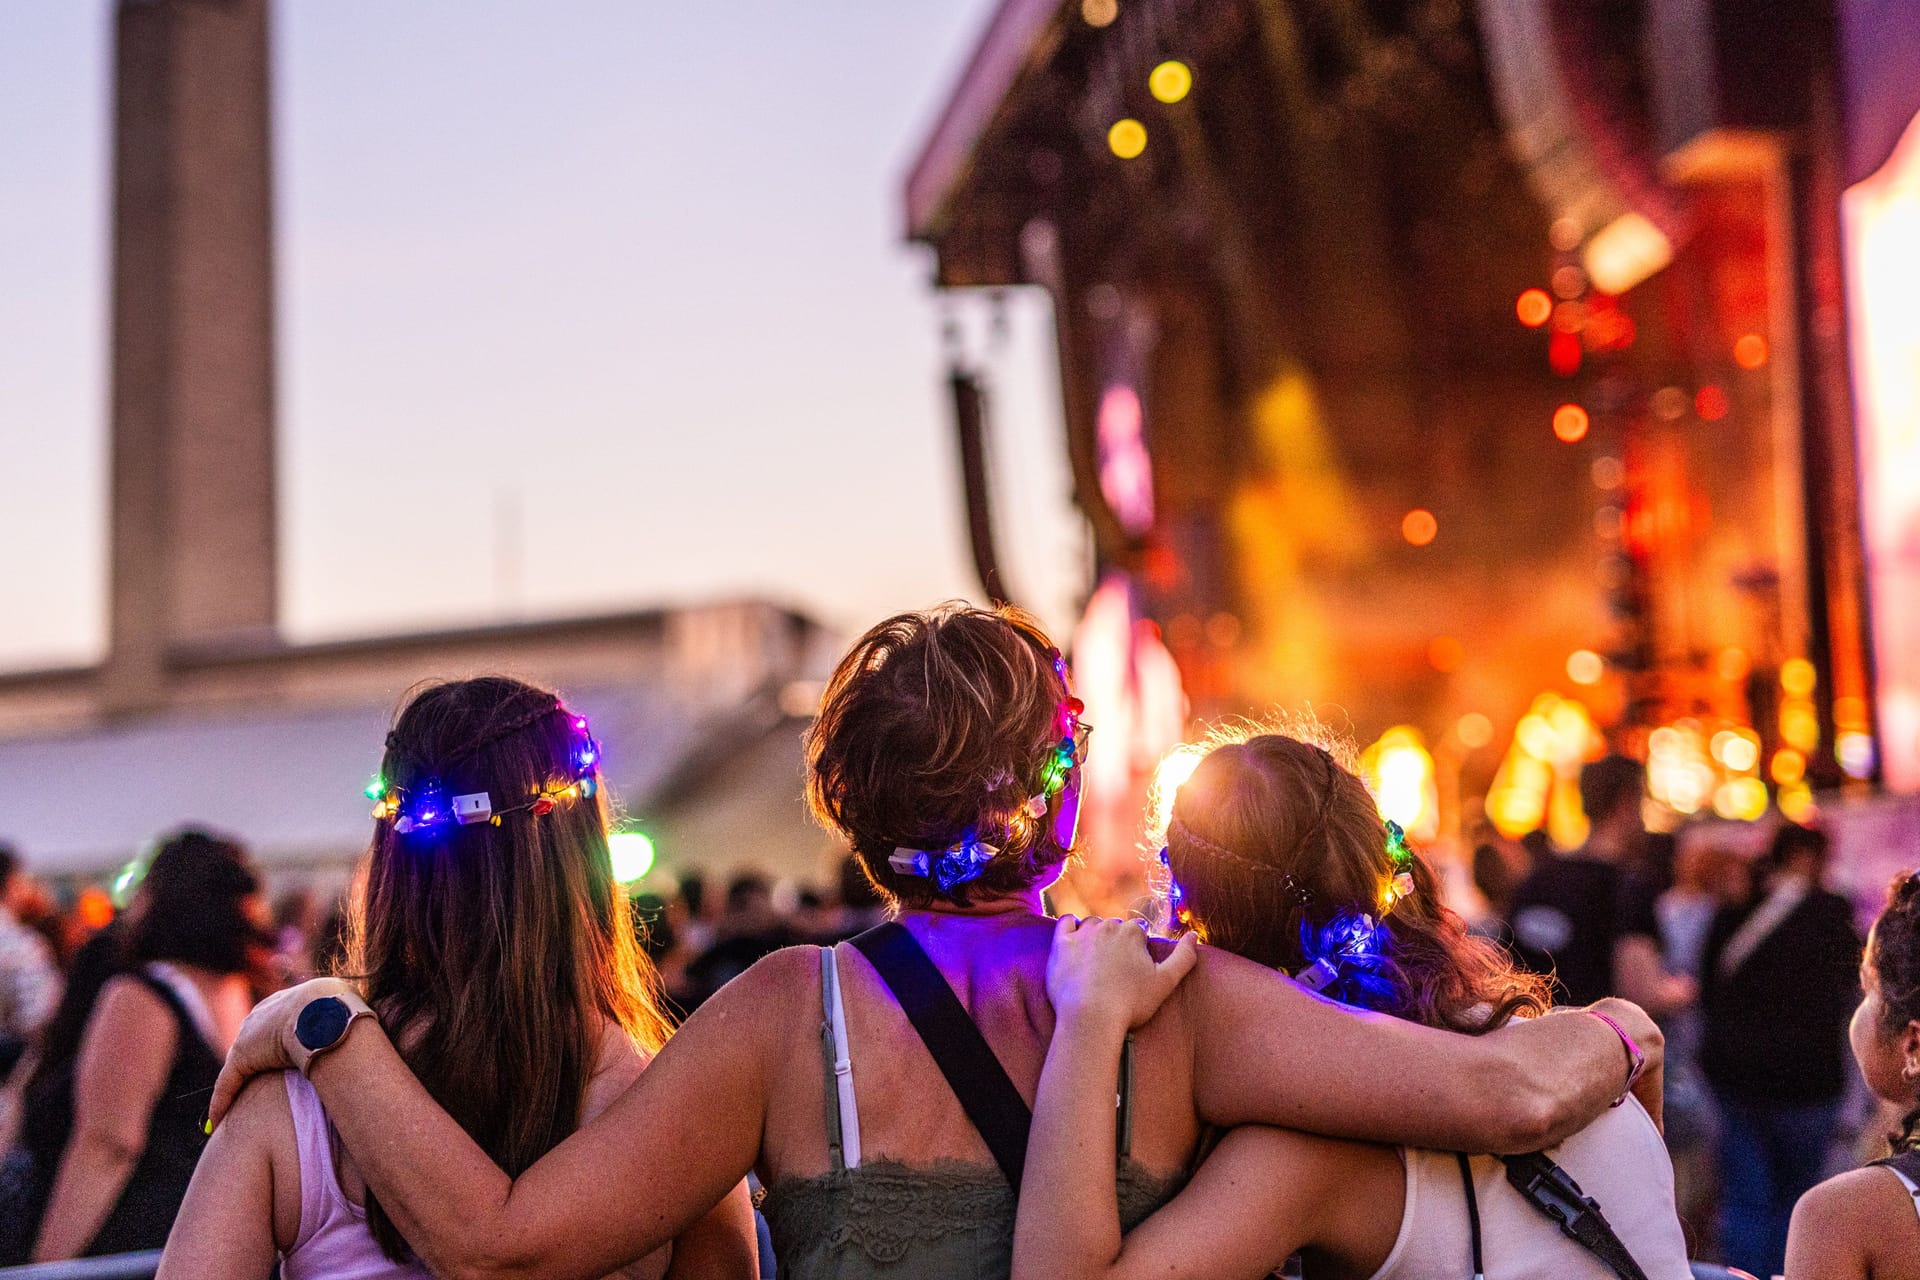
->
[1734,333,1768,368]
[1552,404,1590,442]
[1401,508,1438,546]
[1515,289,1552,327]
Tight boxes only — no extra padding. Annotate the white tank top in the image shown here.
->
[1370,1098,1692,1279]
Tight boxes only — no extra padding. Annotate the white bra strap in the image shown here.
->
[1888,1164,1920,1226]
[824,946,862,1169]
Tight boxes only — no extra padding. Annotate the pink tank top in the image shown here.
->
[278,1072,433,1280]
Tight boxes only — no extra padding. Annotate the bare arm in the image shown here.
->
[34,979,175,1260]
[660,1184,757,1280]
[1014,919,1348,1280]
[1013,919,1199,1280]
[156,1077,283,1280]
[1613,936,1696,1017]
[581,1030,758,1280]
[208,953,802,1280]
[1185,944,1659,1153]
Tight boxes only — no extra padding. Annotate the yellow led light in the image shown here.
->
[1108,118,1148,159]
[1148,60,1192,104]
[1781,657,1817,697]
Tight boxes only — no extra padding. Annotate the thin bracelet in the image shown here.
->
[1585,1010,1646,1107]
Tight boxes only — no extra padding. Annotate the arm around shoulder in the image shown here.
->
[309,946,797,1280]
[1183,944,1631,1153]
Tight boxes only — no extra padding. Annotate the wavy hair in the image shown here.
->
[804,603,1073,908]
[1152,715,1549,1035]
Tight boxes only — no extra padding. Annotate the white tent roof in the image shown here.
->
[0,683,702,877]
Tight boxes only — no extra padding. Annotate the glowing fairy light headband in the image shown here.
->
[1160,816,1418,1000]
[889,648,1088,892]
[365,702,601,838]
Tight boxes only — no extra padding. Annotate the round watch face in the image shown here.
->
[295,995,352,1054]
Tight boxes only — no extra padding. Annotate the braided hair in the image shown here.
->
[1152,714,1548,1034]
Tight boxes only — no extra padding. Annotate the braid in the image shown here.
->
[386,691,563,776]
[447,692,564,765]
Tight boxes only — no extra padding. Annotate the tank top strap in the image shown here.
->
[1873,1149,1920,1228]
[283,1071,346,1250]
[819,945,862,1170]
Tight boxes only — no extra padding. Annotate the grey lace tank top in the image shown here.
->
[757,946,1184,1278]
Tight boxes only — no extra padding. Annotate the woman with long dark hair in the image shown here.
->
[199,608,1658,1280]
[1012,722,1691,1280]
[157,677,755,1278]
[31,830,270,1260]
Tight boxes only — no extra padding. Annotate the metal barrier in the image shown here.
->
[1690,1264,1762,1280]
[0,1253,161,1280]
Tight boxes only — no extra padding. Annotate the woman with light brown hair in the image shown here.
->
[158,677,755,1279]
[197,606,1658,1280]
[1014,724,1691,1280]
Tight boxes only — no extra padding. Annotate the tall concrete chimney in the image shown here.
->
[105,0,277,712]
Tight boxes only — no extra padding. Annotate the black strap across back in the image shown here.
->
[850,922,1035,1192]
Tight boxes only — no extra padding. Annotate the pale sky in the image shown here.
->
[0,1,1086,673]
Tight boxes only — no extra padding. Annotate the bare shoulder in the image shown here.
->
[79,975,180,1073]
[668,943,821,1068]
[222,1070,296,1139]
[1790,1167,1916,1270]
[93,973,177,1032]
[1215,1125,1393,1193]
[584,1024,649,1121]
[698,944,820,1021]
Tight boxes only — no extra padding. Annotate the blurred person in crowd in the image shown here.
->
[1658,840,1755,1250]
[32,829,271,1260]
[271,888,322,984]
[1010,724,1687,1280]
[832,851,888,939]
[1700,822,1862,1277]
[1784,870,1920,1279]
[158,677,754,1279]
[309,898,352,980]
[0,844,60,1087]
[0,911,128,1263]
[1467,820,1531,941]
[1510,755,1697,1013]
[202,605,1656,1280]
[676,872,714,956]
[678,872,798,1008]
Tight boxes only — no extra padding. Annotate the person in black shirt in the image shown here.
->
[1699,822,1861,1278]
[1508,755,1697,1011]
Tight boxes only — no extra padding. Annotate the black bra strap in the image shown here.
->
[850,922,1033,1191]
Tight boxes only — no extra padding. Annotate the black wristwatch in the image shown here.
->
[293,991,374,1076]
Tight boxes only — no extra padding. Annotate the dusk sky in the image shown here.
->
[0,1,1087,672]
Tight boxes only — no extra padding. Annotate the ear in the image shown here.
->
[1902,1019,1920,1082]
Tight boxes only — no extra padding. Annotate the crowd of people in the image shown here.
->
[0,603,1905,1280]
[1467,758,1870,1276]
